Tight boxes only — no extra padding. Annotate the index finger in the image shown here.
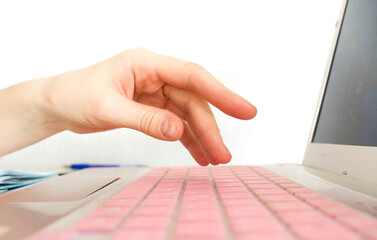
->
[154,54,257,120]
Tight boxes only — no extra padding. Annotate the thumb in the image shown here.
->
[112,98,184,141]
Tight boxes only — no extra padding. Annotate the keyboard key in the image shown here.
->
[75,216,123,232]
[295,192,324,201]
[217,187,248,192]
[225,206,271,218]
[305,197,341,208]
[252,188,287,195]
[243,179,272,184]
[104,198,138,207]
[236,232,297,240]
[270,179,294,184]
[230,218,285,234]
[221,198,260,206]
[113,230,165,240]
[175,222,225,237]
[267,202,313,212]
[90,206,132,217]
[258,194,297,202]
[179,209,222,221]
[175,236,227,240]
[141,198,177,207]
[290,223,360,240]
[246,183,280,189]
[133,206,174,216]
[122,216,170,230]
[180,200,218,210]
[277,210,335,226]
[279,183,304,189]
[220,192,253,199]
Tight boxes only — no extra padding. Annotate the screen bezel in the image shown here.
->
[303,0,377,184]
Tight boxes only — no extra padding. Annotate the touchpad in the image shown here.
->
[0,176,118,202]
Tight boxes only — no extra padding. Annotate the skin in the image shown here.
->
[0,48,257,166]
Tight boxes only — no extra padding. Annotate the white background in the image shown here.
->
[0,0,343,171]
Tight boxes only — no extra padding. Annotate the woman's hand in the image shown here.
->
[0,48,256,166]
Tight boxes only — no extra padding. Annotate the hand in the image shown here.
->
[0,48,257,165]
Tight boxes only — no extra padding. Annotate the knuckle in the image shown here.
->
[184,95,196,113]
[198,126,212,140]
[185,62,204,71]
[164,100,175,112]
[123,47,152,59]
[166,99,188,121]
[139,110,158,135]
[185,93,204,113]
[120,48,152,68]
[184,62,205,88]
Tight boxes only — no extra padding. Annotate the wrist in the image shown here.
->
[0,78,64,156]
[28,77,66,134]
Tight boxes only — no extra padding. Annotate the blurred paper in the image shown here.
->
[0,171,58,194]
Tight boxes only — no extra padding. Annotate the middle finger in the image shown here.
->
[163,84,232,164]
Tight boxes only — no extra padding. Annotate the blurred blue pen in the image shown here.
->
[65,163,149,170]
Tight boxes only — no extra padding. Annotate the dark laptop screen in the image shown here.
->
[313,0,377,146]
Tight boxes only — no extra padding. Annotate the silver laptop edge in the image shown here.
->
[303,0,377,185]
[264,0,377,216]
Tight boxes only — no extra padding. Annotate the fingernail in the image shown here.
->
[161,119,177,138]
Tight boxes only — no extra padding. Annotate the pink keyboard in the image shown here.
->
[31,166,377,240]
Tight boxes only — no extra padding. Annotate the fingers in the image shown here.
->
[106,95,184,141]
[164,85,232,165]
[179,122,209,166]
[153,53,257,120]
[165,100,219,166]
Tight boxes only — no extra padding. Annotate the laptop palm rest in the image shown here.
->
[0,172,120,239]
[0,168,149,239]
[0,175,118,202]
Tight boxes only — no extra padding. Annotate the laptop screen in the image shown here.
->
[312,0,377,147]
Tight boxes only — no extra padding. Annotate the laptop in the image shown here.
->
[1,0,377,239]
